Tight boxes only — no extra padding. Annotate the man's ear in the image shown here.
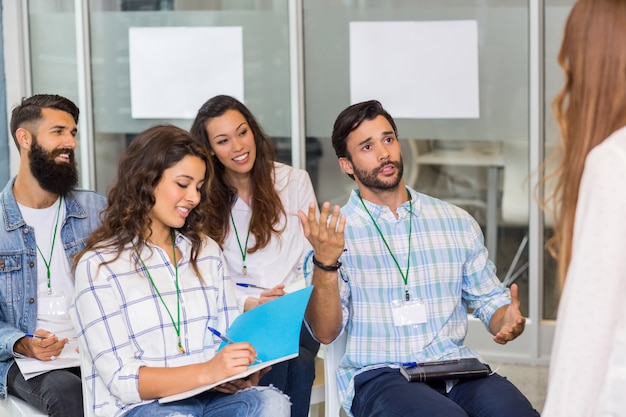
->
[338,157,354,176]
[15,128,31,150]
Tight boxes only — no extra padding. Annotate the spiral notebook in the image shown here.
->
[400,357,491,383]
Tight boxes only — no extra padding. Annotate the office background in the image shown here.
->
[1,0,575,365]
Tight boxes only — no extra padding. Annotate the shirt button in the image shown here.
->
[23,229,29,234]
[29,262,35,268]
[29,298,35,304]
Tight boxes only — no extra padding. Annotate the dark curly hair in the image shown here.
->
[74,124,213,278]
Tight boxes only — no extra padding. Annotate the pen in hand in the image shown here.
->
[207,326,262,363]
[207,326,236,344]
[25,334,50,340]
[235,283,271,290]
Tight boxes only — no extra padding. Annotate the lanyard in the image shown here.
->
[135,231,185,354]
[359,189,413,301]
[35,197,63,295]
[230,212,251,275]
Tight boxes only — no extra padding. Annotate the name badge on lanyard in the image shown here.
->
[391,298,427,326]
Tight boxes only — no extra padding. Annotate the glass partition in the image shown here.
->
[28,0,293,193]
[87,1,291,192]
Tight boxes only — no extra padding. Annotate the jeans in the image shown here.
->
[351,367,541,417]
[124,386,290,417]
[7,362,83,417]
[259,323,320,417]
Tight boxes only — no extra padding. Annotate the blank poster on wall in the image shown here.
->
[129,26,244,119]
[349,20,479,119]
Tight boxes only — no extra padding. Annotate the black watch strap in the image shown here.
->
[312,256,342,271]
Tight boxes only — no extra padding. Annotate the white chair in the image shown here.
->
[323,331,347,417]
[307,355,326,417]
[0,395,48,417]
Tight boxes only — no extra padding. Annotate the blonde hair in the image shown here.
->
[548,0,626,286]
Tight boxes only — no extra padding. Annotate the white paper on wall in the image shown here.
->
[129,26,244,119]
[349,20,480,119]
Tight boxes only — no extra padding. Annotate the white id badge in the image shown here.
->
[391,299,427,326]
[37,291,68,316]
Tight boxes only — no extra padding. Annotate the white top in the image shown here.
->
[225,163,316,311]
[542,126,626,416]
[19,198,75,337]
[72,234,239,417]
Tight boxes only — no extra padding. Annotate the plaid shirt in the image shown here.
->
[305,187,510,415]
[72,233,238,417]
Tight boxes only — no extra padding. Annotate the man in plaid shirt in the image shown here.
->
[299,100,539,417]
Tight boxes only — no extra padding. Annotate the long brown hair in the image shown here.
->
[74,124,213,277]
[548,0,626,286]
[190,95,285,252]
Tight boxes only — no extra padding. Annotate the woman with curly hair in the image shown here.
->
[191,96,318,417]
[71,124,289,417]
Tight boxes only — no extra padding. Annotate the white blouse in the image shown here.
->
[543,126,626,416]
[224,163,317,311]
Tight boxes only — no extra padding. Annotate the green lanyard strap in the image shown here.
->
[135,231,185,354]
[359,189,413,301]
[35,197,63,295]
[230,211,251,275]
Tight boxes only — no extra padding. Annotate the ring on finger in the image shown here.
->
[50,355,56,361]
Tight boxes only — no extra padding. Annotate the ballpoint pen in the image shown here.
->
[235,283,271,290]
[207,326,262,363]
[25,333,49,340]
[207,326,236,344]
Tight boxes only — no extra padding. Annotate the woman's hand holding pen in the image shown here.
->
[258,284,285,306]
[243,284,286,311]
[207,342,260,393]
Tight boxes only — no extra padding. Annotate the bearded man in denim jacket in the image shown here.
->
[0,94,106,417]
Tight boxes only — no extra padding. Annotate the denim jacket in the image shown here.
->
[0,177,106,398]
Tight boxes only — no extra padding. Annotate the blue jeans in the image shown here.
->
[259,323,320,417]
[351,367,540,417]
[124,386,290,417]
[7,362,83,417]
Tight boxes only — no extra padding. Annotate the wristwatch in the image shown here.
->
[312,256,342,271]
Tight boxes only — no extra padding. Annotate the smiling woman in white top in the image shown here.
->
[191,95,319,417]
[71,124,289,417]
[542,1,626,415]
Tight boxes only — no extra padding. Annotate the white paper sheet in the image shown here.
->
[350,20,480,119]
[129,26,244,119]
[15,338,80,380]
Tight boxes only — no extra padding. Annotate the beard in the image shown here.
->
[29,135,79,195]
[352,156,404,191]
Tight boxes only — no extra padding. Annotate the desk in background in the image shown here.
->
[406,140,504,263]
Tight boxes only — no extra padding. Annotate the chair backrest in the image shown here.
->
[323,331,347,417]
[0,395,48,417]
